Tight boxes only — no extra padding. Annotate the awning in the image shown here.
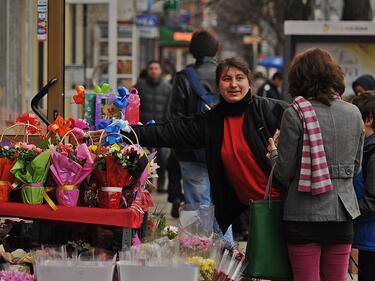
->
[257,56,284,69]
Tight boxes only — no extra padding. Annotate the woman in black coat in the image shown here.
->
[127,58,287,233]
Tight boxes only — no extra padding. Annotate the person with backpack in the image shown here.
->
[352,91,375,281]
[166,31,220,210]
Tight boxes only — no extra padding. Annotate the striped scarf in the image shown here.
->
[292,96,333,195]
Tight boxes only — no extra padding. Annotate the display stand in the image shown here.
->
[0,196,152,249]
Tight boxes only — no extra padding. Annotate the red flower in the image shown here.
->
[99,147,109,154]
[16,113,41,134]
[147,219,155,230]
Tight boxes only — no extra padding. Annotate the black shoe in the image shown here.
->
[171,200,181,218]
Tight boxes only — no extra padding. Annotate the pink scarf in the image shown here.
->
[291,96,333,195]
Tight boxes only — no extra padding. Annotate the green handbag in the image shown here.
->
[245,165,293,280]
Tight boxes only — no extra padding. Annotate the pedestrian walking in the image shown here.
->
[268,48,364,281]
[135,60,172,192]
[167,31,219,208]
[352,91,375,281]
[256,71,283,100]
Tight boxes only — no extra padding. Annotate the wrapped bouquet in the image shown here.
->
[10,144,50,205]
[49,142,94,207]
[0,146,17,202]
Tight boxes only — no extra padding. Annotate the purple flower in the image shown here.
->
[0,271,35,281]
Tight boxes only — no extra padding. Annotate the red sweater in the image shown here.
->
[221,114,281,205]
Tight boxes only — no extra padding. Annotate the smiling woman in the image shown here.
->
[123,57,288,236]
[216,58,252,103]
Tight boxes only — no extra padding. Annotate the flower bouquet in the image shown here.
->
[213,249,246,281]
[0,115,44,202]
[10,144,50,204]
[0,146,18,202]
[49,142,94,207]
[92,141,149,209]
[178,204,215,257]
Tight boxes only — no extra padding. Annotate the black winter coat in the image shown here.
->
[167,56,219,162]
[135,78,172,124]
[129,95,288,232]
[256,80,282,100]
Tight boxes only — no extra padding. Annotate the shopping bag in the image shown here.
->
[245,165,292,280]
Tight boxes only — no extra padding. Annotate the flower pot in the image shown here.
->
[0,182,10,202]
[21,183,44,204]
[98,187,122,209]
[56,185,80,207]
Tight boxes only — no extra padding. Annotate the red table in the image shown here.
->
[0,202,144,228]
[0,194,154,249]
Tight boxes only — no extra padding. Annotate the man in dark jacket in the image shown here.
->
[136,60,172,124]
[167,31,220,211]
[256,71,283,100]
[135,60,172,192]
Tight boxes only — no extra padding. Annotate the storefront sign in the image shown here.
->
[173,32,192,42]
[37,0,47,41]
[136,14,159,39]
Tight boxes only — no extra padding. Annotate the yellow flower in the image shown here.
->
[111,143,121,151]
[187,256,215,281]
[88,145,98,152]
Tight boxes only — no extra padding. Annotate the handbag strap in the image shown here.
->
[264,163,276,200]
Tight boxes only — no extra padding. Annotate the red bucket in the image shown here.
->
[98,187,122,209]
[0,182,10,202]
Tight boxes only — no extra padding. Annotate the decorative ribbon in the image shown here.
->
[114,86,129,109]
[0,180,8,186]
[101,186,123,192]
[11,179,22,190]
[103,119,131,145]
[73,85,85,105]
[94,83,110,94]
[22,183,44,188]
[43,190,58,211]
[48,115,74,138]
[15,113,41,134]
[58,185,78,190]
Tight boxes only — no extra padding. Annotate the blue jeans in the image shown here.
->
[179,161,211,205]
[180,161,234,247]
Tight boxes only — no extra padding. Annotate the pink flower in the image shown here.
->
[0,271,35,281]
[74,118,89,130]
[21,143,36,151]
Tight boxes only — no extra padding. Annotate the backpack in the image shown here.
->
[184,66,220,113]
[184,66,219,162]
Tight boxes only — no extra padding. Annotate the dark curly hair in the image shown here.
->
[352,91,375,130]
[288,48,345,106]
[189,31,218,59]
[216,57,253,87]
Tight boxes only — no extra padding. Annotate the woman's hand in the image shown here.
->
[266,137,278,159]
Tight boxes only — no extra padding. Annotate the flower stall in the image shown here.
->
[0,84,247,281]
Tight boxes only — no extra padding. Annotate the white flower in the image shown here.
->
[161,225,178,236]
[3,146,9,150]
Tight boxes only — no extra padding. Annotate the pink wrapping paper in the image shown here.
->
[50,144,94,207]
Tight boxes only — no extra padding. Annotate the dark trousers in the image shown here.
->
[156,148,169,190]
[166,151,183,203]
[358,250,375,281]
